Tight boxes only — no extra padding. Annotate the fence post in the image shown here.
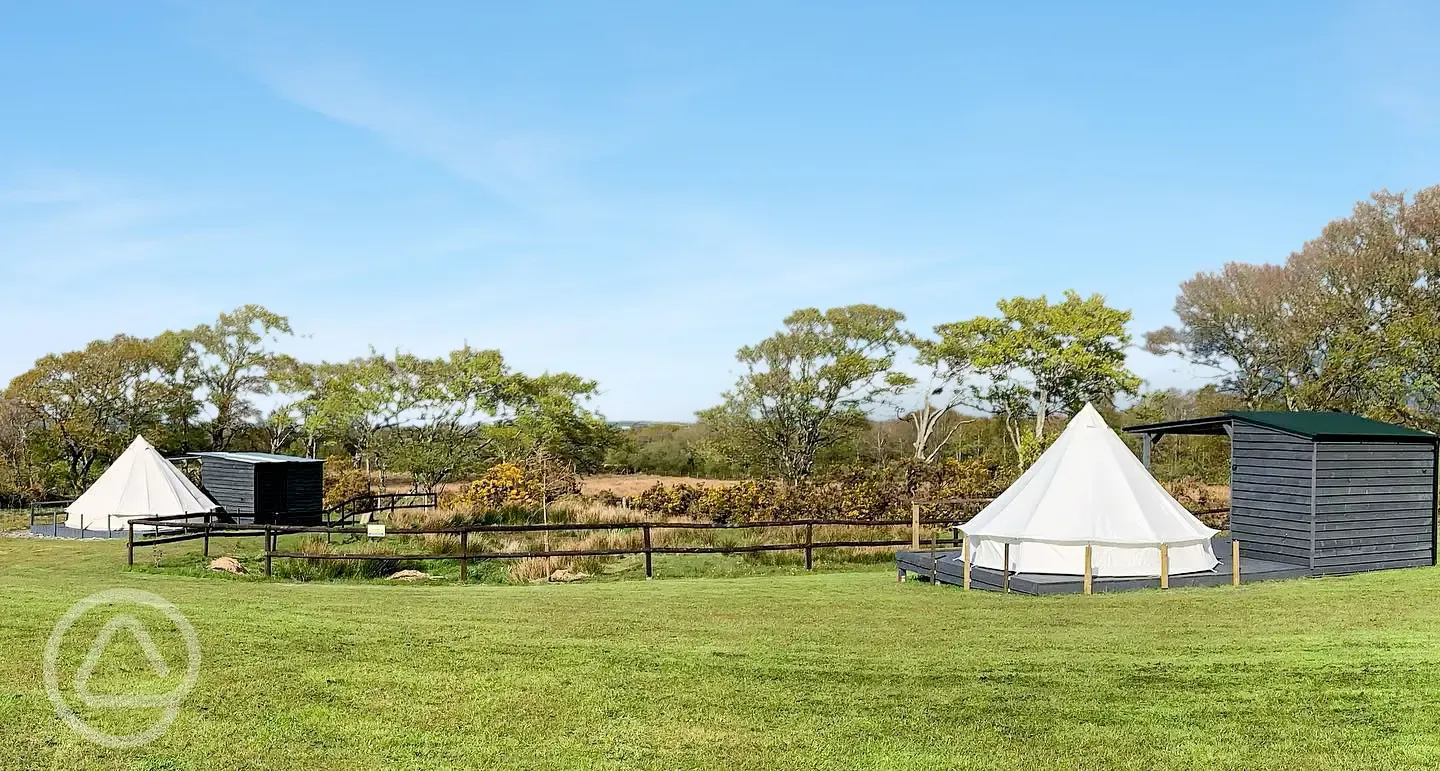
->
[264,526,274,578]
[911,502,920,550]
[1231,538,1241,586]
[460,530,469,583]
[804,522,814,570]
[203,514,211,558]
[127,522,134,567]
[643,524,653,580]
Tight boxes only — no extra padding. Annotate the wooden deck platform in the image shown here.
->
[896,536,1311,595]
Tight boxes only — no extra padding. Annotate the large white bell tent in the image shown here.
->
[960,403,1218,578]
[64,435,218,534]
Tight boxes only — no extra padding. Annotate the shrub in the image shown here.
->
[441,459,581,515]
[323,457,372,512]
[627,458,1010,523]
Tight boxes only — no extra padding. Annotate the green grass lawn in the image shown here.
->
[5,537,1440,770]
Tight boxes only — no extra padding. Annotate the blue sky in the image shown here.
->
[2,1,1438,421]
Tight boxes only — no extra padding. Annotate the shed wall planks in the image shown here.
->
[1311,441,1436,574]
[1229,422,1315,566]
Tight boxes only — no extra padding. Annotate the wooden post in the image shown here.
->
[459,530,469,583]
[804,522,814,570]
[911,502,920,550]
[1159,543,1170,589]
[1001,542,1011,593]
[929,529,938,584]
[961,535,971,591]
[1083,545,1093,595]
[203,514,211,558]
[264,527,274,578]
[1231,538,1241,586]
[127,523,134,567]
[643,525,653,580]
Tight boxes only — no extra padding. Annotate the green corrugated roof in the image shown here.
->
[1226,411,1436,440]
[191,451,323,464]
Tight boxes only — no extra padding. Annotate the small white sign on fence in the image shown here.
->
[366,523,386,539]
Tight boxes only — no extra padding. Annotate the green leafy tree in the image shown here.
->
[4,335,196,493]
[182,305,294,451]
[887,334,978,463]
[697,305,909,482]
[939,291,1141,464]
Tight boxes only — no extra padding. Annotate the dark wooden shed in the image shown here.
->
[192,452,324,525]
[1125,411,1438,576]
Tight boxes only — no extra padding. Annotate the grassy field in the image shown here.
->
[5,538,1440,770]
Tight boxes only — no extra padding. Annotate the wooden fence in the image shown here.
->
[125,513,977,580]
[125,497,1231,582]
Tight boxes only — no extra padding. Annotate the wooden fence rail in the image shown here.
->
[126,502,1233,582]
[126,516,971,580]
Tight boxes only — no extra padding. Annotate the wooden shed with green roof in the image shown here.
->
[1125,411,1438,576]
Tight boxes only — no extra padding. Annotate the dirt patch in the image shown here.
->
[579,474,737,497]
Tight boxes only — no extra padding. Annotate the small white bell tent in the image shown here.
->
[65,435,218,533]
[960,403,1218,577]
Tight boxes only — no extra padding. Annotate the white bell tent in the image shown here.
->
[960,403,1218,578]
[65,435,218,533]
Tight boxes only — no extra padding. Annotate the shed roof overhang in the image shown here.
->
[1123,415,1233,438]
[1123,411,1438,443]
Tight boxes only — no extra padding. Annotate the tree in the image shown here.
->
[888,335,977,463]
[183,305,294,451]
[4,334,196,492]
[697,305,909,481]
[1143,263,1304,407]
[276,347,609,492]
[939,291,1141,465]
[1147,186,1440,429]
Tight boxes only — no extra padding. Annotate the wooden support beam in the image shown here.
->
[1001,542,1011,593]
[1159,543,1169,589]
[962,535,971,591]
[1231,538,1241,585]
[1083,545,1093,595]
[929,529,938,585]
[1142,433,1153,469]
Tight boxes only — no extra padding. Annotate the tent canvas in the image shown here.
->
[960,403,1218,577]
[65,435,219,532]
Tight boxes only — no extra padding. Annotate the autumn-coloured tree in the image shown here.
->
[1147,186,1440,429]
